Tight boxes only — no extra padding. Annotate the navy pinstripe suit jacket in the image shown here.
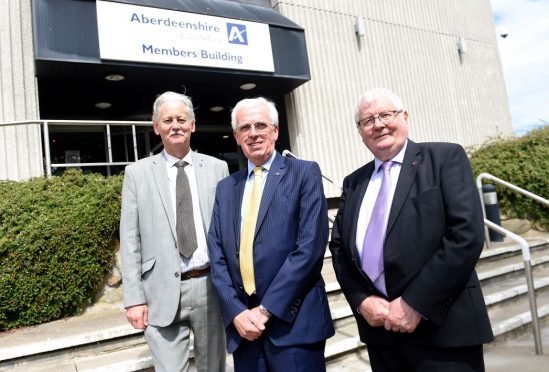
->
[208,152,335,353]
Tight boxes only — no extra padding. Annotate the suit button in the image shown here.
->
[175,272,180,278]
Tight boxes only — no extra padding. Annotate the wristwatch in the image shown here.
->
[259,304,271,317]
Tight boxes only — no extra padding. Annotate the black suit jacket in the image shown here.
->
[330,140,494,347]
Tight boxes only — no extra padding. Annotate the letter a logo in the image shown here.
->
[227,23,248,45]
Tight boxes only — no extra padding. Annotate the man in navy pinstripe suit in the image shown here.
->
[208,97,335,371]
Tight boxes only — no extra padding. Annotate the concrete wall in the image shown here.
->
[273,0,513,197]
[0,0,42,180]
[0,0,514,189]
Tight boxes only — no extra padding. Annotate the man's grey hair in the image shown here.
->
[355,88,405,124]
[152,91,195,123]
[231,97,279,130]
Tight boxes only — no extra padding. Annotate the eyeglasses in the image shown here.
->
[235,121,273,134]
[357,110,403,128]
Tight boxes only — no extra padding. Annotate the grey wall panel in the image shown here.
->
[0,0,42,180]
[274,0,513,197]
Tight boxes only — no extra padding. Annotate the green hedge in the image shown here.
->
[0,170,122,331]
[469,126,549,229]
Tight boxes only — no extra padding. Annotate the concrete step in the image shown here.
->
[477,252,549,287]
[478,238,549,265]
[0,298,362,372]
[2,236,548,371]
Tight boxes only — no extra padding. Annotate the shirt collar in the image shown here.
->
[163,149,193,167]
[373,139,407,172]
[247,150,276,178]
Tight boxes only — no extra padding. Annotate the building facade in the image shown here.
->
[0,0,513,197]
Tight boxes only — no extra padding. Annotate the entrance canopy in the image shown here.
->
[33,0,310,121]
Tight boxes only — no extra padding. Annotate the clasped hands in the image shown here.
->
[358,295,421,333]
[233,306,271,341]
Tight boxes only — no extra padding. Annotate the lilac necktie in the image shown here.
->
[362,161,393,295]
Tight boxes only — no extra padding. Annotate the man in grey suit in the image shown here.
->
[120,91,228,372]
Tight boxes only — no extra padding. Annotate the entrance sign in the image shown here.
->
[96,1,275,72]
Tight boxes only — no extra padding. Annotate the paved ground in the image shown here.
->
[483,317,549,372]
[324,314,549,371]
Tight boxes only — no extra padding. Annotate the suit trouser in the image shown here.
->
[232,294,326,372]
[233,336,326,372]
[367,343,485,372]
[144,272,226,372]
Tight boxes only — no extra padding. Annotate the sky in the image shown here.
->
[490,0,549,135]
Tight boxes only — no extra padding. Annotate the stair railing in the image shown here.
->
[282,150,341,223]
[477,173,549,355]
[282,150,343,191]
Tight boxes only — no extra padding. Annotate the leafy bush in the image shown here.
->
[469,126,549,229]
[0,170,122,331]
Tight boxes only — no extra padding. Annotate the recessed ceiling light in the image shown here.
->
[210,106,224,112]
[105,73,125,82]
[239,83,256,90]
[95,102,112,109]
[222,135,229,139]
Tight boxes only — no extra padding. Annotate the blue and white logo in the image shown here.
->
[227,23,248,45]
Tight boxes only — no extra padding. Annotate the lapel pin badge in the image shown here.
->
[275,172,280,176]
[411,161,417,166]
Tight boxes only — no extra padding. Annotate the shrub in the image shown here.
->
[0,170,122,331]
[469,126,549,229]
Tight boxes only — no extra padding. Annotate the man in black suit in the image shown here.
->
[330,88,493,371]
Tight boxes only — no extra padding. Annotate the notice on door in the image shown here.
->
[96,0,275,72]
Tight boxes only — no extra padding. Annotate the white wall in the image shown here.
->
[0,0,43,180]
[273,0,513,197]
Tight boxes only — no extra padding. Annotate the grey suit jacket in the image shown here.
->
[120,151,229,327]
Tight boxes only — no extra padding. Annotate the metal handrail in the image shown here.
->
[477,173,549,355]
[484,220,543,354]
[1,119,152,177]
[282,150,340,224]
[476,173,549,249]
[282,149,343,190]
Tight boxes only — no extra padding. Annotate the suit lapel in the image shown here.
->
[348,162,375,262]
[343,163,374,277]
[255,152,285,235]
[191,151,208,229]
[233,169,247,246]
[151,153,177,240]
[386,141,422,235]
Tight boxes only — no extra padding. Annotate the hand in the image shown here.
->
[233,309,265,341]
[358,296,390,327]
[126,304,148,329]
[250,306,271,326]
[384,297,421,333]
